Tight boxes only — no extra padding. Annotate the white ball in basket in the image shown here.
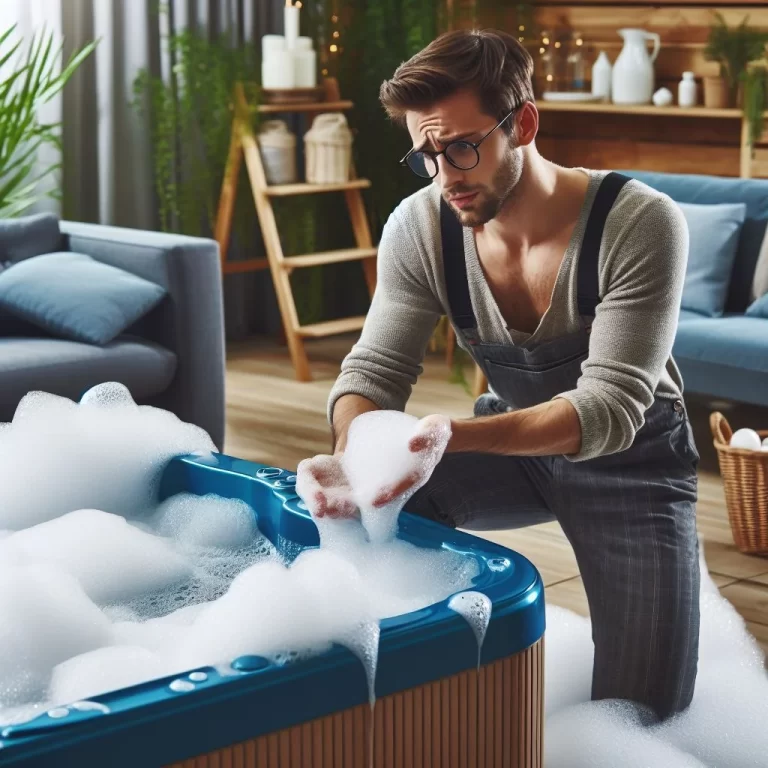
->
[730,428,762,451]
[762,437,768,452]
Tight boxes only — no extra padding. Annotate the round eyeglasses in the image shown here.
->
[399,108,517,179]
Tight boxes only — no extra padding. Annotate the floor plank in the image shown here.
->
[224,336,768,658]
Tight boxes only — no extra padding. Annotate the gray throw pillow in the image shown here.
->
[0,251,167,345]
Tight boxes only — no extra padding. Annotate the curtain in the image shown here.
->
[3,0,285,339]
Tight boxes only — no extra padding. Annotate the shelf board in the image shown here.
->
[297,316,367,338]
[222,258,269,274]
[536,101,742,119]
[257,99,353,114]
[265,179,371,197]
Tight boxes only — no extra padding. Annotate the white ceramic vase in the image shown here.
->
[611,28,661,105]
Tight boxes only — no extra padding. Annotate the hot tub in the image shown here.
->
[0,452,545,767]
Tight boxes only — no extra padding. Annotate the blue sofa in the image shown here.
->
[0,216,226,449]
[619,170,768,409]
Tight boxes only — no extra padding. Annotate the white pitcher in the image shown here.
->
[611,28,661,104]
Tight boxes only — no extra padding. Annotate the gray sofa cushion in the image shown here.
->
[0,213,63,264]
[0,336,177,421]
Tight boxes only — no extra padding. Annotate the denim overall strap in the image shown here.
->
[577,172,631,317]
[439,171,633,334]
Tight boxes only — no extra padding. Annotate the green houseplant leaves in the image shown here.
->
[0,23,97,217]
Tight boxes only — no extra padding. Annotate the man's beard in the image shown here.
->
[444,145,523,227]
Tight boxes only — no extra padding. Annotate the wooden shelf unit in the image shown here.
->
[535,100,768,181]
[214,79,377,382]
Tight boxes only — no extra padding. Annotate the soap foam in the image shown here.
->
[448,591,492,669]
[2,382,768,768]
[341,411,450,544]
[543,542,768,767]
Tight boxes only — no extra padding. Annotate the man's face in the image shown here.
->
[405,89,523,226]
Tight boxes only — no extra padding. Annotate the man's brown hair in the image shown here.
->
[379,29,534,133]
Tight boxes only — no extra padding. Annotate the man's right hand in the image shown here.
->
[295,454,359,520]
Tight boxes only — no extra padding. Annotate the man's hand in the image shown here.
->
[295,454,358,520]
[370,414,452,507]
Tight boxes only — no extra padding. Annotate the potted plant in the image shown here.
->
[743,61,768,148]
[0,24,97,216]
[703,12,768,108]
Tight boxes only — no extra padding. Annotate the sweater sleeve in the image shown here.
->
[554,195,689,461]
[327,207,444,424]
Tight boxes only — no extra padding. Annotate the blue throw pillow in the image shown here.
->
[678,201,747,317]
[0,252,167,345]
[746,291,768,319]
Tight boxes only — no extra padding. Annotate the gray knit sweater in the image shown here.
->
[327,169,689,462]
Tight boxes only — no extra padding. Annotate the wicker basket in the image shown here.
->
[710,411,768,556]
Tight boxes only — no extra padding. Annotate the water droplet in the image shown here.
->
[47,708,69,719]
[487,557,510,572]
[257,467,282,479]
[448,591,493,669]
[188,671,208,682]
[169,679,195,693]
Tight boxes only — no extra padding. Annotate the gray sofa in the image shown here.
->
[0,217,226,450]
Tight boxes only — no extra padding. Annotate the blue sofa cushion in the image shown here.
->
[745,291,768,319]
[0,213,63,265]
[0,252,167,346]
[0,337,177,420]
[677,201,746,317]
[619,171,768,313]
[674,315,768,373]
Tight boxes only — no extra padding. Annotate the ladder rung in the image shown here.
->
[297,316,367,338]
[265,179,371,196]
[283,247,377,269]
[222,258,269,274]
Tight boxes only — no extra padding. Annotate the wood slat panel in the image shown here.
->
[538,110,742,146]
[163,641,539,767]
[531,6,768,44]
[537,135,740,175]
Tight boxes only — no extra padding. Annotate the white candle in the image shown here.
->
[262,49,294,89]
[262,35,285,58]
[284,1,299,51]
[296,36,312,51]
[294,48,317,88]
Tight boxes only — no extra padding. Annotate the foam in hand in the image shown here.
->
[341,411,450,543]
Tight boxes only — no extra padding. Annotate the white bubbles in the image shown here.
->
[3,509,194,605]
[152,493,257,550]
[0,564,112,707]
[49,646,169,707]
[545,699,708,768]
[543,542,768,767]
[0,384,215,530]
[543,604,594,717]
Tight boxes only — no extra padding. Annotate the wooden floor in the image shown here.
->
[224,335,768,659]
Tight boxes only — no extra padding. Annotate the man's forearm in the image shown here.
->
[330,394,381,455]
[447,397,582,457]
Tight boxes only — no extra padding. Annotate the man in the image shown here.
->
[298,28,701,720]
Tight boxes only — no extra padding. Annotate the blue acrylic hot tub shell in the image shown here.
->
[0,452,545,768]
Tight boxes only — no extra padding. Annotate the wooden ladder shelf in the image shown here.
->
[214,78,377,382]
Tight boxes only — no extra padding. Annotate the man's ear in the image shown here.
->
[514,102,539,148]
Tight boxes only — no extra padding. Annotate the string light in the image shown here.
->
[330,44,338,52]
[518,25,525,32]
[554,41,561,48]
[539,47,545,54]
[333,30,339,38]
[576,38,583,45]
[542,36,550,45]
